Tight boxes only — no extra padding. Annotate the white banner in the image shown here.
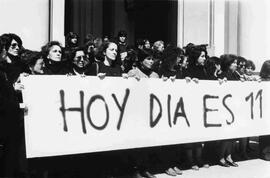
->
[21,75,270,158]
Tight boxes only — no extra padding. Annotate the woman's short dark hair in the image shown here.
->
[26,51,43,67]
[187,44,208,67]
[69,47,85,62]
[162,46,184,68]
[245,60,256,70]
[138,49,153,62]
[220,54,237,72]
[65,32,78,47]
[95,42,117,62]
[237,56,247,65]
[41,41,62,60]
[118,30,127,37]
[4,33,23,51]
[260,60,270,79]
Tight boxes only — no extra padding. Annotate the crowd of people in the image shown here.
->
[0,30,270,178]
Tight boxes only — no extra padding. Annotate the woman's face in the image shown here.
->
[119,36,126,43]
[229,60,238,72]
[245,66,253,76]
[142,56,154,69]
[181,56,188,68]
[144,40,150,49]
[104,43,118,61]
[238,61,246,73]
[73,50,89,68]
[33,58,45,74]
[48,45,62,62]
[8,39,20,56]
[157,44,164,52]
[197,51,206,66]
[70,37,77,44]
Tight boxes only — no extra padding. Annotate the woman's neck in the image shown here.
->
[103,57,112,66]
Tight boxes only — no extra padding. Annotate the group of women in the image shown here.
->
[0,32,270,178]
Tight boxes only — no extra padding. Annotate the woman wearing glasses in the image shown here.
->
[1,33,30,83]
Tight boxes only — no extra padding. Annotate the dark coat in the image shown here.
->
[220,71,240,81]
[96,62,122,77]
[43,60,70,75]
[0,55,30,84]
[186,64,213,80]
[0,69,21,138]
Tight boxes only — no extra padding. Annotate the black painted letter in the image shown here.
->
[173,97,190,127]
[150,94,162,128]
[223,94,234,125]
[86,95,109,130]
[59,90,86,133]
[203,95,221,128]
[112,89,130,130]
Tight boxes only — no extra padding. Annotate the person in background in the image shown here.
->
[143,39,151,50]
[152,40,164,53]
[64,32,79,61]
[103,35,110,43]
[41,41,69,75]
[136,38,144,50]
[151,40,164,73]
[27,51,45,75]
[117,30,128,54]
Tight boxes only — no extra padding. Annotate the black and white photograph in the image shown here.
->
[0,0,270,177]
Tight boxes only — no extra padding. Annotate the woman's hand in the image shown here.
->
[185,77,191,83]
[192,78,199,84]
[20,103,28,116]
[170,76,176,82]
[162,76,168,82]
[97,73,106,80]
[122,73,129,79]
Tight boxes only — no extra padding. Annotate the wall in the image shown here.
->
[238,0,270,71]
[0,0,49,50]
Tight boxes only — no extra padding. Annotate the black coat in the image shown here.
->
[0,70,21,138]
[43,60,70,75]
[186,64,213,80]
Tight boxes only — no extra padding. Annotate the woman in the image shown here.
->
[184,45,211,170]
[143,39,151,50]
[1,33,30,83]
[0,33,28,177]
[41,41,69,75]
[64,32,79,61]
[127,49,158,178]
[159,46,185,79]
[218,54,239,167]
[27,51,45,75]
[96,42,123,77]
[157,46,185,176]
[67,47,97,76]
